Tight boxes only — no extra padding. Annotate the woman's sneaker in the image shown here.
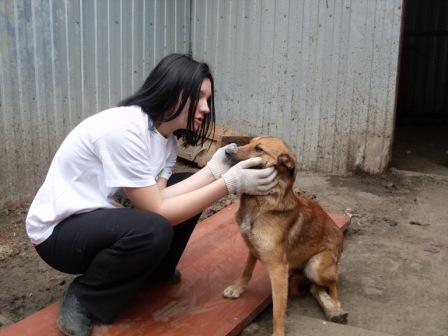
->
[149,268,182,284]
[58,284,93,336]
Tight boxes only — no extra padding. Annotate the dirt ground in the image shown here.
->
[1,146,448,335]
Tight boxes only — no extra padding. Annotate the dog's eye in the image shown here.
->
[255,146,263,152]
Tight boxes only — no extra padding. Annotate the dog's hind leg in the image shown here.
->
[304,251,340,302]
[223,251,257,299]
[265,261,289,336]
[305,251,348,324]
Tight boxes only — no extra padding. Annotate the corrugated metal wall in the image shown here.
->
[397,0,448,121]
[192,0,403,174]
[1,0,403,205]
[0,0,190,204]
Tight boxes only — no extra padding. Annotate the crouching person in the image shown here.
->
[25,54,277,336]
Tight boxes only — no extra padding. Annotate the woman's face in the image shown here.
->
[192,78,212,130]
[157,78,212,137]
[175,78,212,131]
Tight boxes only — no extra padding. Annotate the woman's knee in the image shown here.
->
[150,214,174,254]
[128,210,174,254]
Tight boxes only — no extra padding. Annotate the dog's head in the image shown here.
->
[226,136,296,176]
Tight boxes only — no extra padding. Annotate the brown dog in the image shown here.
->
[222,136,346,336]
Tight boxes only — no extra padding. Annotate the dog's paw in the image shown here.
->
[222,285,246,299]
[330,312,348,324]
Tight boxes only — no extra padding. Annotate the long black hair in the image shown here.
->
[119,53,215,146]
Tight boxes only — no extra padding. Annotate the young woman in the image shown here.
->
[25,54,277,336]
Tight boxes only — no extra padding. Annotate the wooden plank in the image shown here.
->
[328,212,351,232]
[0,203,349,336]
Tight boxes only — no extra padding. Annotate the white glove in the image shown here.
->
[206,143,238,179]
[222,157,278,195]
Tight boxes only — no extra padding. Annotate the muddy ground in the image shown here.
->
[1,163,448,335]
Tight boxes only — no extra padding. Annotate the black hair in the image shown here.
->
[119,53,215,146]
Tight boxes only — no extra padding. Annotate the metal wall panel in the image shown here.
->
[0,0,190,204]
[191,0,403,174]
[0,0,404,205]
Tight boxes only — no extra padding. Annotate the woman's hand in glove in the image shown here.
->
[222,157,278,195]
[206,143,238,179]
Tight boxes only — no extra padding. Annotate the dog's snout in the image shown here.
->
[224,143,238,155]
[224,143,239,163]
[224,146,239,167]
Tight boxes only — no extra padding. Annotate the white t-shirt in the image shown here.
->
[26,105,178,245]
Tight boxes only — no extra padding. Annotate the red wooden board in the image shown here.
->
[0,203,349,336]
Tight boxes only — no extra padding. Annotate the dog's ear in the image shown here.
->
[277,153,295,171]
[277,154,295,169]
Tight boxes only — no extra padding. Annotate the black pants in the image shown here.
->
[35,173,200,323]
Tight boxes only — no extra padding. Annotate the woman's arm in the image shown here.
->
[158,143,236,198]
[125,157,277,225]
[156,177,168,190]
[124,177,228,225]
[159,166,216,199]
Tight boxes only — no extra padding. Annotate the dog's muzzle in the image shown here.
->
[224,144,239,166]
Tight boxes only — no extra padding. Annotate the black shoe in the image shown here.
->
[168,269,182,284]
[149,269,182,284]
[58,285,93,336]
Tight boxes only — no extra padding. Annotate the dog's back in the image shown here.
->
[286,194,343,270]
[237,186,343,271]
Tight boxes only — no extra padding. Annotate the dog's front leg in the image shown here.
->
[223,251,257,298]
[266,262,289,336]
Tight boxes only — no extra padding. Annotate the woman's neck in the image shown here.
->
[155,122,171,138]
